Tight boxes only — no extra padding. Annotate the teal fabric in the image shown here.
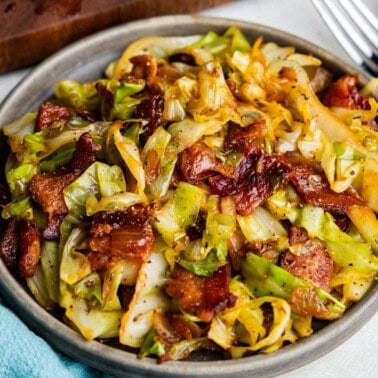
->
[0,296,103,378]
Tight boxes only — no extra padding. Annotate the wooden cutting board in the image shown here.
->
[0,0,233,73]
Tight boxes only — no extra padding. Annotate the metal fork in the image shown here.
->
[312,0,378,77]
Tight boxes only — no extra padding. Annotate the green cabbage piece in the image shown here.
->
[2,112,36,139]
[40,240,60,303]
[119,251,169,348]
[154,181,205,246]
[166,118,224,156]
[110,81,145,120]
[74,272,103,306]
[54,79,102,111]
[139,329,166,359]
[26,265,56,310]
[190,26,250,57]
[60,280,123,339]
[39,142,76,172]
[6,163,37,197]
[179,249,224,277]
[141,126,174,200]
[237,206,287,242]
[59,227,91,285]
[110,123,147,201]
[86,192,143,216]
[178,195,236,277]
[1,197,34,220]
[1,163,37,220]
[58,227,123,339]
[63,161,126,220]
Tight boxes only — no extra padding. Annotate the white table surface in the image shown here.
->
[0,1,377,377]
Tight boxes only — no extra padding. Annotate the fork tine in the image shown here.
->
[339,0,378,50]
[352,0,378,32]
[312,0,378,77]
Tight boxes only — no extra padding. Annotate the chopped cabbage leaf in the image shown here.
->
[119,251,169,348]
[154,181,205,246]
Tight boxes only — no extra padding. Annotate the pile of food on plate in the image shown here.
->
[1,26,377,362]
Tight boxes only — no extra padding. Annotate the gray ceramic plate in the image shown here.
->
[0,15,377,378]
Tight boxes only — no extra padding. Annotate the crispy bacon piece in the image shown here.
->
[179,143,235,184]
[88,204,156,266]
[29,171,76,222]
[135,90,164,141]
[322,74,370,110]
[29,133,100,239]
[0,217,19,269]
[288,226,309,245]
[18,220,41,277]
[58,132,101,174]
[224,120,268,152]
[165,264,237,322]
[282,152,364,215]
[247,240,281,265]
[209,147,290,216]
[128,54,158,80]
[35,102,72,132]
[280,232,333,291]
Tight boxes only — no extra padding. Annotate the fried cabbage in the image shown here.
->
[1,26,377,363]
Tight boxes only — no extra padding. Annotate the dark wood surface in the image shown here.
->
[0,0,234,72]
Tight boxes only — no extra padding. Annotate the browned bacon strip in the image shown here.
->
[128,54,157,80]
[135,90,164,141]
[29,171,76,223]
[29,133,100,239]
[165,263,236,322]
[35,102,72,132]
[88,204,156,267]
[209,147,289,216]
[282,152,364,215]
[224,120,268,152]
[179,143,235,184]
[18,220,41,277]
[58,132,101,174]
[288,226,308,245]
[280,227,333,291]
[322,74,370,110]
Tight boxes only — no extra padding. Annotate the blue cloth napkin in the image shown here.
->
[0,296,104,378]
